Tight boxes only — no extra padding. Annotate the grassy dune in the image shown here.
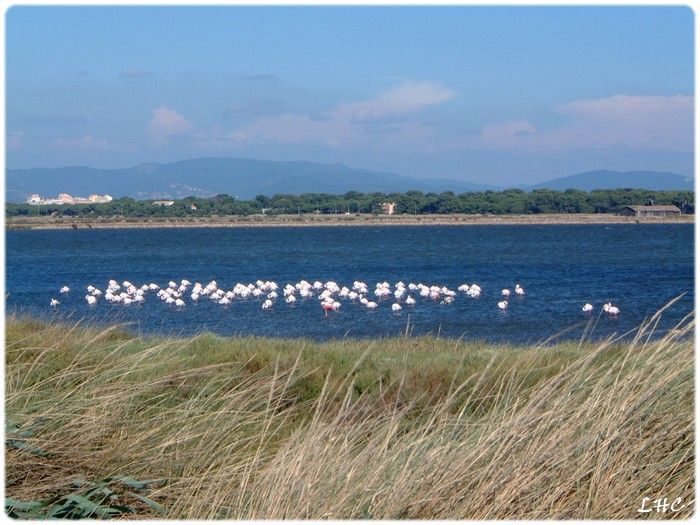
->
[5,307,694,519]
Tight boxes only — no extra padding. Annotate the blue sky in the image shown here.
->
[6,6,694,185]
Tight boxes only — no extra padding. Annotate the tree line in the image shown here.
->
[6,188,694,218]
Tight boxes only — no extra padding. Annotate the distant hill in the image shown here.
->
[6,161,693,203]
[5,157,497,202]
[528,170,694,191]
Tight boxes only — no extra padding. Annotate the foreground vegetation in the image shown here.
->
[5,308,694,519]
[7,187,694,218]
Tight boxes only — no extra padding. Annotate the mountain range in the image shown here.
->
[525,170,693,192]
[5,158,694,203]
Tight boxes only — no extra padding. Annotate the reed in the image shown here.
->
[5,306,693,519]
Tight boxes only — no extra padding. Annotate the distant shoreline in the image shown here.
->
[5,213,694,230]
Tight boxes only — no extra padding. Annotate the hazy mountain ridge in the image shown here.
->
[526,170,694,192]
[6,157,497,202]
[5,159,693,203]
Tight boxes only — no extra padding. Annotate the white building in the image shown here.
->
[26,193,113,205]
[381,202,396,215]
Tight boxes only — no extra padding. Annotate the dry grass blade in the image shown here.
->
[5,303,694,519]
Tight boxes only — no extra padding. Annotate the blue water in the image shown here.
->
[5,225,694,344]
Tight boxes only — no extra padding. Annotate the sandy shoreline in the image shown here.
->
[5,213,694,230]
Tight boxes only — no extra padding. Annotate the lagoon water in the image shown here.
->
[6,224,694,344]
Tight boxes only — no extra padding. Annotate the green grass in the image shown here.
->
[5,306,694,519]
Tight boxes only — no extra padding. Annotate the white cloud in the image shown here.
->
[147,105,193,145]
[552,94,693,151]
[52,133,113,151]
[376,81,456,112]
[224,80,455,149]
[331,80,456,123]
[465,94,693,152]
[205,88,689,156]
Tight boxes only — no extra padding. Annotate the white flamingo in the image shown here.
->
[50,298,60,307]
[497,300,508,310]
[468,284,482,298]
[582,303,593,313]
[60,285,70,294]
[603,303,620,316]
[391,303,402,312]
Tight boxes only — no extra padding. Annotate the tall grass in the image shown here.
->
[5,306,694,519]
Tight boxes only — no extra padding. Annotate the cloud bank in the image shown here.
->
[207,86,690,160]
[473,94,693,152]
[147,105,193,145]
[221,80,456,149]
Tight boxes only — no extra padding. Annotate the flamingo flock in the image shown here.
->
[49,278,621,318]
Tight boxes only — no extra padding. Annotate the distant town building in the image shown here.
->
[190,204,198,210]
[152,200,175,206]
[381,202,396,215]
[87,194,111,203]
[619,205,681,218]
[26,193,113,205]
